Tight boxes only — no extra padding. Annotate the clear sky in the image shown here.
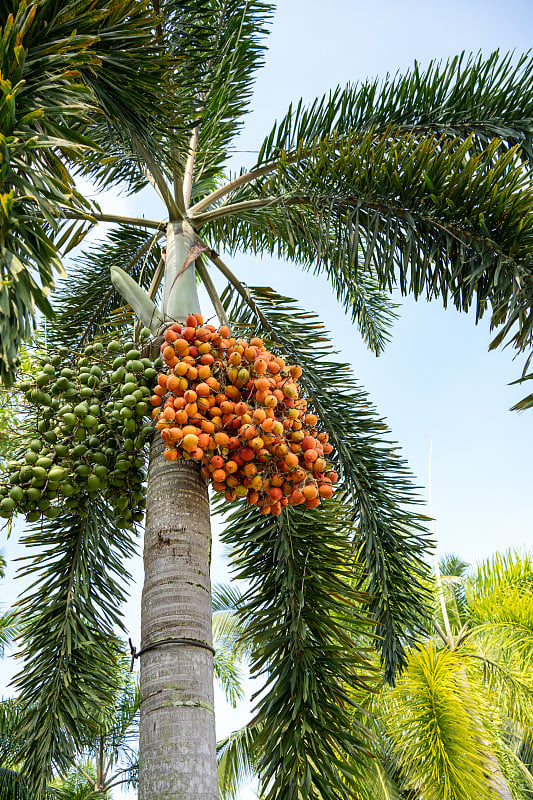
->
[1,3,533,798]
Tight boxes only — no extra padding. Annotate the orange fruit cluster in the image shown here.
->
[149,314,337,516]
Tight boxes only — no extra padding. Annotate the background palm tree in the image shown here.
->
[218,550,533,800]
[2,2,533,800]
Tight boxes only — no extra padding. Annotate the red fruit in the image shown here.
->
[186,314,198,327]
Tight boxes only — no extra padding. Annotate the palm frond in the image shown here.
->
[461,649,533,729]
[159,0,273,187]
[12,503,138,800]
[0,0,172,384]
[0,609,18,657]
[222,284,431,682]
[213,648,244,709]
[253,51,533,166]
[217,723,261,800]
[383,641,503,800]
[217,496,376,800]
[201,125,533,368]
[206,205,399,354]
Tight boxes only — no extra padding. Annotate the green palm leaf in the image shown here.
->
[252,51,533,166]
[218,496,375,800]
[217,723,261,800]
[383,641,502,800]
[158,0,273,190]
[206,205,399,354]
[0,0,170,384]
[13,503,137,798]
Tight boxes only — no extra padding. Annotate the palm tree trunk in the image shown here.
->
[139,220,217,800]
[139,435,217,800]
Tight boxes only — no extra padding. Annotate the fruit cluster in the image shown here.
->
[0,338,156,526]
[151,314,337,515]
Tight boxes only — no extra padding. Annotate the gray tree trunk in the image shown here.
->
[139,434,217,800]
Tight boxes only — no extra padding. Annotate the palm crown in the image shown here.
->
[2,2,533,800]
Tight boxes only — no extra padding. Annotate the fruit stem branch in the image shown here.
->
[202,243,272,334]
[196,255,230,329]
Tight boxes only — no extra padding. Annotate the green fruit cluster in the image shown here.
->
[0,334,160,528]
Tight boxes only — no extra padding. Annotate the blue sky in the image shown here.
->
[1,2,533,797]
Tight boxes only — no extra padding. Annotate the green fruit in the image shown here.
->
[19,380,32,392]
[88,375,100,388]
[112,356,126,369]
[93,464,108,477]
[82,415,98,428]
[90,366,102,377]
[93,452,106,465]
[30,439,42,452]
[123,438,135,452]
[124,418,137,433]
[27,488,41,501]
[124,341,136,353]
[38,498,50,511]
[61,483,76,496]
[136,402,148,416]
[44,430,57,444]
[49,467,68,482]
[74,427,86,441]
[62,413,77,428]
[26,510,40,522]
[120,407,133,419]
[35,457,53,469]
[74,403,89,418]
[54,444,69,458]
[127,360,144,373]
[60,368,75,378]
[1,497,15,514]
[9,471,21,485]
[116,460,130,472]
[122,395,136,407]
[46,486,58,499]
[25,452,39,465]
[108,341,122,353]
[75,464,91,477]
[111,368,125,384]
[154,357,163,369]
[19,466,33,482]
[121,382,137,397]
[9,486,24,502]
[36,373,50,387]
[32,466,47,481]
[88,404,99,415]
[140,327,151,339]
[93,342,104,352]
[87,474,101,491]
[80,386,94,397]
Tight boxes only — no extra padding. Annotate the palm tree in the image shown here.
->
[2,3,533,800]
[363,550,533,800]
